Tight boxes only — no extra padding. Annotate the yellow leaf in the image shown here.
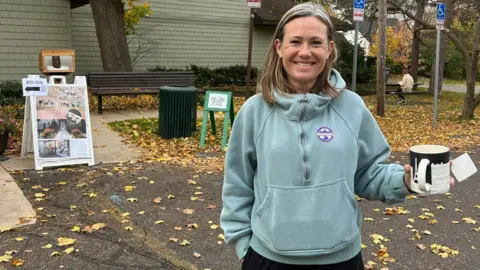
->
[37,207,45,211]
[218,234,225,240]
[194,192,203,195]
[361,243,367,248]
[168,194,175,199]
[76,183,88,188]
[429,219,438,225]
[190,197,199,201]
[0,254,12,262]
[63,247,74,254]
[89,193,97,198]
[187,180,196,185]
[455,208,463,213]
[452,221,460,224]
[121,212,130,217]
[51,251,61,256]
[473,227,480,232]
[138,211,145,215]
[437,205,445,210]
[57,237,76,246]
[149,180,154,184]
[364,217,374,222]
[408,218,415,223]
[92,223,106,230]
[180,239,190,246]
[183,208,195,214]
[463,217,477,224]
[124,226,133,231]
[42,244,52,249]
[474,205,480,209]
[210,224,218,229]
[70,205,77,210]
[187,223,198,229]
[15,237,25,241]
[124,185,136,191]
[423,230,432,235]
[71,226,81,232]
[154,220,164,224]
[127,198,138,202]
[193,252,201,258]
[35,193,45,198]
[373,208,380,212]
[57,181,67,185]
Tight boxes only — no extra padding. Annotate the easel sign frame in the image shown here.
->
[199,90,235,150]
[21,75,95,170]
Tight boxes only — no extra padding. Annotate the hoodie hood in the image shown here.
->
[274,69,346,121]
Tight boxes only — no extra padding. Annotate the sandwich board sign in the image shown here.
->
[199,90,234,150]
[21,75,95,170]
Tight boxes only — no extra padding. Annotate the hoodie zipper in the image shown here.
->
[299,94,310,185]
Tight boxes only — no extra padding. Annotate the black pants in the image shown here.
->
[241,247,364,270]
[396,88,405,100]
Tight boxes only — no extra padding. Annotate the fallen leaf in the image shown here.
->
[194,191,203,195]
[127,198,138,202]
[187,223,198,229]
[187,180,196,185]
[124,185,136,191]
[193,252,201,258]
[437,205,445,210]
[138,211,145,215]
[153,197,162,204]
[71,226,81,232]
[155,220,165,225]
[455,208,463,213]
[57,237,76,246]
[190,197,199,201]
[15,237,25,241]
[124,226,133,231]
[417,244,427,250]
[452,221,460,224]
[169,237,179,243]
[373,208,380,212]
[408,218,415,223]
[168,194,175,199]
[174,226,182,231]
[42,244,52,249]
[429,219,438,225]
[12,258,24,266]
[0,254,12,262]
[210,224,219,229]
[35,193,45,198]
[364,217,374,222]
[31,185,42,189]
[218,234,225,240]
[57,181,67,185]
[183,208,195,215]
[463,217,477,224]
[422,230,432,235]
[207,204,216,209]
[180,239,190,246]
[51,252,61,257]
[63,247,75,254]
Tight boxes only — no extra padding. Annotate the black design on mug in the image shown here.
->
[410,145,450,194]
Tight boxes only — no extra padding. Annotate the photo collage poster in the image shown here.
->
[35,84,90,160]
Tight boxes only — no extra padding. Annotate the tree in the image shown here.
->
[369,23,413,70]
[410,0,427,81]
[90,0,151,72]
[376,0,387,116]
[389,0,480,119]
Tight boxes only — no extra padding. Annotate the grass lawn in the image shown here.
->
[107,92,479,170]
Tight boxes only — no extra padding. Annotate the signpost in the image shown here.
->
[433,2,445,129]
[246,0,261,98]
[352,0,365,92]
[199,91,234,150]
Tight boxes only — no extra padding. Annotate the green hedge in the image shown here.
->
[147,64,259,87]
[0,80,24,106]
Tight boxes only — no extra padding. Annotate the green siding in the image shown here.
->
[71,0,273,75]
[0,0,71,81]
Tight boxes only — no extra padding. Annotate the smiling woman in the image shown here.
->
[220,2,420,270]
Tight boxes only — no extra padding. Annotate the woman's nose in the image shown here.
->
[298,43,311,57]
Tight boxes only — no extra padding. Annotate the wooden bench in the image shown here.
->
[385,82,428,105]
[88,71,196,114]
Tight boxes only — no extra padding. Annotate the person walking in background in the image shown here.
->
[396,68,414,104]
[219,2,453,270]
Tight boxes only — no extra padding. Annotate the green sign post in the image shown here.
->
[199,90,234,149]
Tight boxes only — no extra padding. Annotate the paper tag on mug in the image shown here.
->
[451,153,478,182]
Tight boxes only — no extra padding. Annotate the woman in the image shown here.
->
[220,3,449,269]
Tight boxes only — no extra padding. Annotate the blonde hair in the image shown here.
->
[257,2,339,104]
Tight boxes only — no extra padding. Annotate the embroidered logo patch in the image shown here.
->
[317,127,334,142]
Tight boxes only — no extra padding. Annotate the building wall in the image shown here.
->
[70,0,273,75]
[0,0,71,81]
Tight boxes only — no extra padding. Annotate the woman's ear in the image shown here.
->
[274,39,282,58]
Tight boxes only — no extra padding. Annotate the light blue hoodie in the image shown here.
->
[219,69,411,265]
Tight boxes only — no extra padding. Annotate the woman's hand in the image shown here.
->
[404,161,455,193]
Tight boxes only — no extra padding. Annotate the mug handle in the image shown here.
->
[417,158,431,192]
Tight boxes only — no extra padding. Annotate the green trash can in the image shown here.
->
[158,85,197,139]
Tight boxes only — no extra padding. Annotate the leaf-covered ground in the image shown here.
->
[1,153,479,270]
[108,92,480,171]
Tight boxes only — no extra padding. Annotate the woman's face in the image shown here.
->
[274,16,333,91]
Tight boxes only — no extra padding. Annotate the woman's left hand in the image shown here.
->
[403,160,455,193]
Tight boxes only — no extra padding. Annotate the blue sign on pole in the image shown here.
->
[436,3,445,20]
[354,0,365,9]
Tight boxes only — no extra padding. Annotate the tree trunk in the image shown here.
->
[461,18,480,119]
[376,0,387,117]
[428,0,455,95]
[410,0,426,82]
[90,0,133,71]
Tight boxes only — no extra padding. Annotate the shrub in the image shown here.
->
[0,80,24,106]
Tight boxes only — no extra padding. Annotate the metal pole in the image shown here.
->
[352,21,359,92]
[246,8,254,98]
[433,28,441,129]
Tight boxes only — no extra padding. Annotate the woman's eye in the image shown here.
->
[312,41,324,46]
[290,40,301,45]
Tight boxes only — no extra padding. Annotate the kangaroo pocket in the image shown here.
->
[253,178,360,255]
